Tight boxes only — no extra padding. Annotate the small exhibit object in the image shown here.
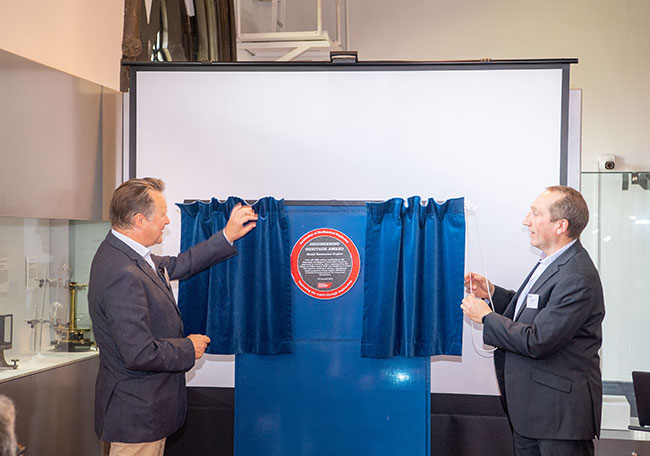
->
[0,314,18,369]
[52,282,93,351]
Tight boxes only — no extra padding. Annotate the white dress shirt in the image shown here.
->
[111,229,157,271]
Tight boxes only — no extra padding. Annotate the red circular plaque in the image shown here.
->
[290,228,360,299]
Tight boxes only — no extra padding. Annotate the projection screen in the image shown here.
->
[128,60,576,395]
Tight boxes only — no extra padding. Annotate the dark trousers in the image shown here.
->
[513,431,594,456]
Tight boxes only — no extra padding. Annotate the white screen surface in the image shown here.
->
[133,66,566,394]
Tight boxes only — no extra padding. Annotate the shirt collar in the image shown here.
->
[539,239,577,266]
[111,229,152,260]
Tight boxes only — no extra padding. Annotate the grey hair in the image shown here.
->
[0,395,16,456]
[109,178,165,229]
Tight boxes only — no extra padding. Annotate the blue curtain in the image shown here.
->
[361,196,465,358]
[177,197,292,355]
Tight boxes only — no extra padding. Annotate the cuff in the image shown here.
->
[222,230,233,246]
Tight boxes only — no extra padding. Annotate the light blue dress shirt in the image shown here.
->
[513,239,577,321]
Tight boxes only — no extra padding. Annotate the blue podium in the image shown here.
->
[234,204,430,455]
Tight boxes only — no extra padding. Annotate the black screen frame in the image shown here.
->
[126,58,576,184]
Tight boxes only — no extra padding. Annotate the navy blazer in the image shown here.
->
[88,231,237,443]
[482,240,605,440]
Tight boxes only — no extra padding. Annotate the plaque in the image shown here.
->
[290,228,360,300]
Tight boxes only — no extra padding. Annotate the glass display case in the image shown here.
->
[0,217,109,382]
[581,172,650,382]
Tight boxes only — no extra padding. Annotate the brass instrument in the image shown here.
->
[52,282,93,351]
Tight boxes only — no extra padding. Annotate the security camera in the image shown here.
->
[599,155,617,171]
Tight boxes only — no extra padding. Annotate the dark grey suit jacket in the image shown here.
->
[483,240,605,440]
[88,231,237,443]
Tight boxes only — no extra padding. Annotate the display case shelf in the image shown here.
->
[0,349,98,383]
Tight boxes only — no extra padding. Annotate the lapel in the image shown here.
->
[504,262,539,319]
[106,232,179,315]
[529,240,582,295]
[511,240,583,321]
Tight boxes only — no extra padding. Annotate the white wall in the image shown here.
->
[0,1,123,91]
[346,0,650,172]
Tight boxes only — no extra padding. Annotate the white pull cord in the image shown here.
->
[464,201,497,356]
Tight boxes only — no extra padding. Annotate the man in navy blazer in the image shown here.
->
[89,178,257,455]
[461,186,605,456]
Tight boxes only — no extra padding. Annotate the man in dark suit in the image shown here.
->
[88,177,257,456]
[461,185,605,456]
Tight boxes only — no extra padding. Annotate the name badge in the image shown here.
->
[526,294,539,309]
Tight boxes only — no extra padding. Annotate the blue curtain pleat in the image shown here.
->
[177,196,292,355]
[177,201,213,336]
[362,196,465,358]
